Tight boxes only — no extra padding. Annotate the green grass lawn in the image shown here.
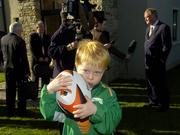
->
[0,65,180,135]
[0,72,5,82]
[112,79,180,135]
[0,105,60,135]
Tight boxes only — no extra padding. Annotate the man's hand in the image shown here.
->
[67,41,78,51]
[44,57,49,62]
[38,57,44,62]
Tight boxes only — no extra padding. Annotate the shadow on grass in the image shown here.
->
[117,107,180,135]
[0,105,59,130]
[0,118,59,130]
[111,64,180,135]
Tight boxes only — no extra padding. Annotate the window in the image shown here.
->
[172,9,178,41]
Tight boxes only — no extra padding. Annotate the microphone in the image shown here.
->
[128,40,137,54]
[110,40,115,44]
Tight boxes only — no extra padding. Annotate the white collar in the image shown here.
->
[150,20,159,28]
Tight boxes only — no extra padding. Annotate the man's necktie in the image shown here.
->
[149,26,153,36]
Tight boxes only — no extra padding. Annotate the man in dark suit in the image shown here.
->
[1,22,30,116]
[29,20,51,98]
[144,8,172,111]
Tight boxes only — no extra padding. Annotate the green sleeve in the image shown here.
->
[90,89,122,134]
[40,85,62,121]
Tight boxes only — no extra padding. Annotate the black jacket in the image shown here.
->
[1,33,30,79]
[49,22,76,77]
[29,32,51,67]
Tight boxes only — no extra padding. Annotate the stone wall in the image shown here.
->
[18,0,41,45]
[17,0,118,45]
[17,0,41,72]
[89,0,102,10]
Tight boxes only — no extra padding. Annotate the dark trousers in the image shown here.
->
[5,68,26,115]
[32,71,50,99]
[145,62,169,107]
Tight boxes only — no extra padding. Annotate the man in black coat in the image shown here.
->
[1,22,30,116]
[29,21,51,97]
[144,8,172,111]
[49,12,78,78]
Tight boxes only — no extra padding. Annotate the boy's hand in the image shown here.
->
[73,96,97,119]
[47,73,72,93]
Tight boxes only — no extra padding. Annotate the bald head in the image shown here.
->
[9,22,22,37]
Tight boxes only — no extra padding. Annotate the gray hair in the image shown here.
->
[36,20,44,27]
[144,8,158,18]
[9,22,22,34]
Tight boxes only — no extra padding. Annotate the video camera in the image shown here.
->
[66,0,96,19]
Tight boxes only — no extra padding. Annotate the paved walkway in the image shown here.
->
[0,82,5,100]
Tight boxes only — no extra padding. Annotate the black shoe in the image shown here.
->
[7,108,16,117]
[157,105,169,112]
[7,112,15,117]
[17,110,27,117]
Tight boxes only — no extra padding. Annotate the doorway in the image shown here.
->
[40,0,62,36]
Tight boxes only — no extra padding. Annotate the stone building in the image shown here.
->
[1,0,180,81]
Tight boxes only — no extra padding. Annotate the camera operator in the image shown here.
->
[48,1,96,134]
[48,11,80,135]
[48,12,78,78]
[49,0,96,78]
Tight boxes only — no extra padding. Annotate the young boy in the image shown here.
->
[40,40,122,135]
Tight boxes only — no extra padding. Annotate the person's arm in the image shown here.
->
[40,85,66,122]
[48,26,76,59]
[29,33,40,61]
[40,73,72,121]
[101,31,127,60]
[90,89,122,134]
[43,34,51,63]
[160,25,172,63]
[15,37,30,78]
[109,46,126,59]
[21,39,30,76]
[48,41,66,59]
[73,86,122,134]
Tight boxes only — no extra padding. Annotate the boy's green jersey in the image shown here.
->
[40,82,122,135]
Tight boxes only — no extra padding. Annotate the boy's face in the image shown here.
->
[76,62,105,89]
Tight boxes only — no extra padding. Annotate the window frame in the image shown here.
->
[172,9,178,41]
